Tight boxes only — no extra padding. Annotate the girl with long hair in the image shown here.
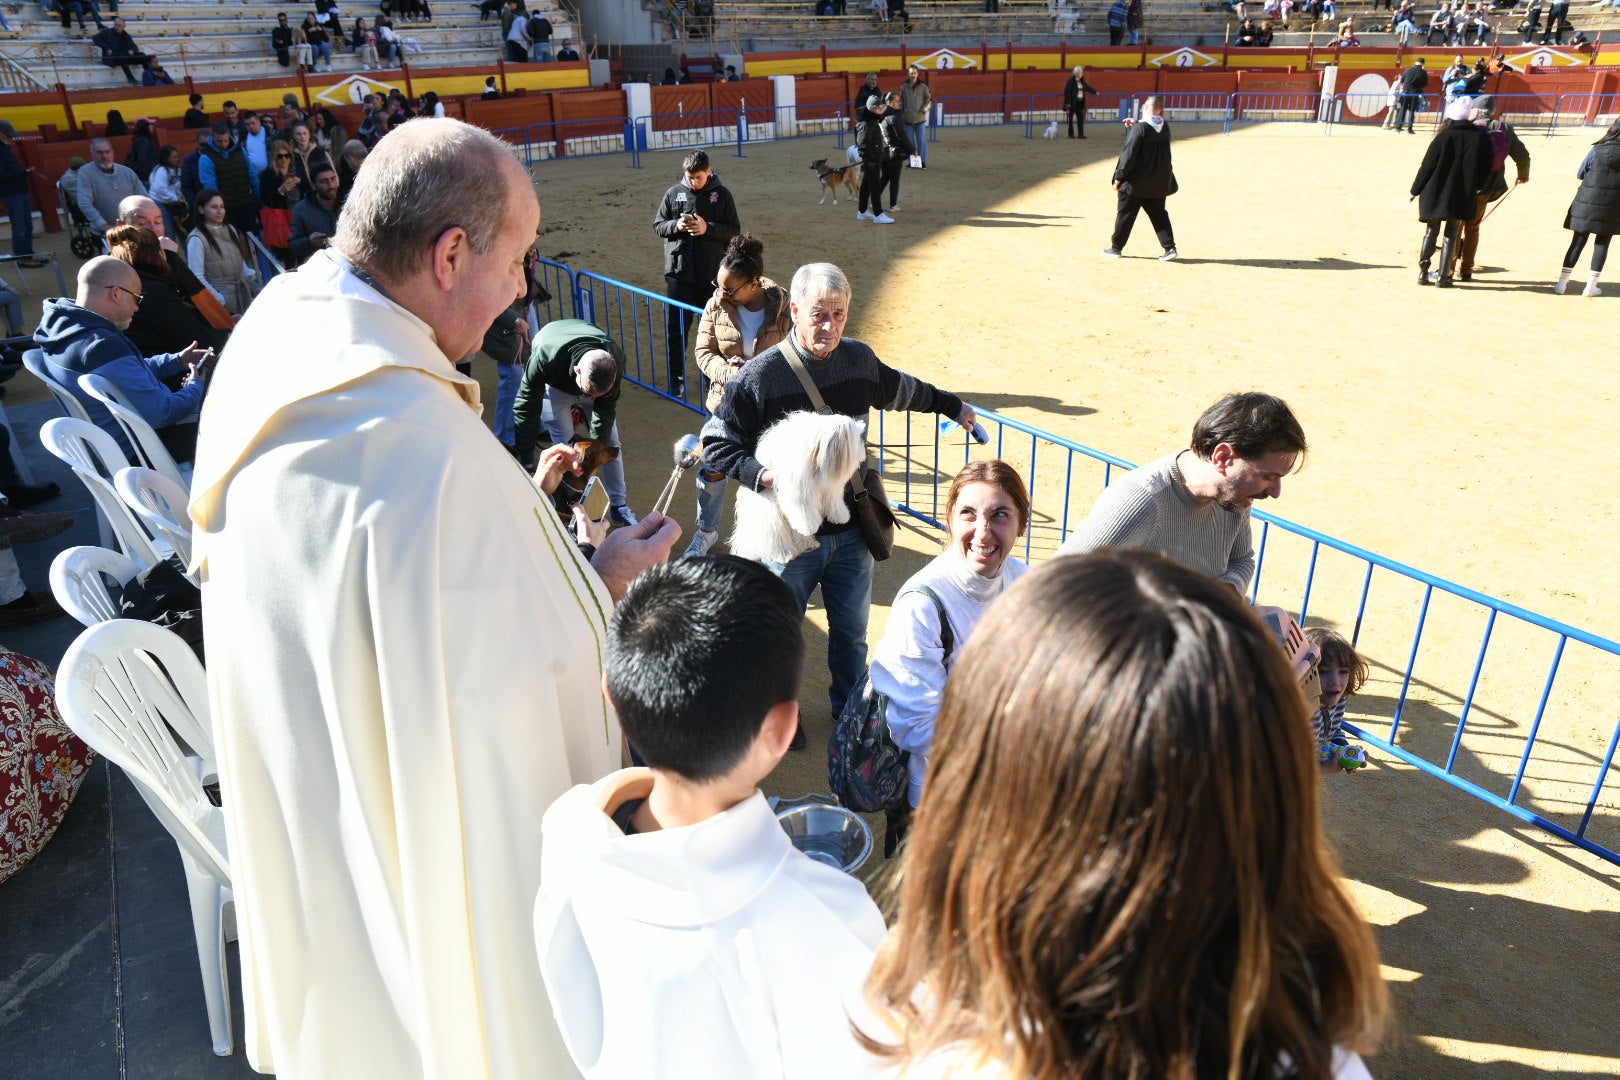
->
[862,549,1389,1079]
[186,189,256,317]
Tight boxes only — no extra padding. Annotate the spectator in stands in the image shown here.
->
[35,256,209,462]
[1520,0,1542,42]
[286,122,332,193]
[880,89,913,211]
[1336,14,1359,43]
[57,156,86,209]
[1409,97,1493,287]
[1539,0,1568,42]
[93,18,148,85]
[1063,65,1097,137]
[1102,96,1178,261]
[852,71,879,120]
[222,101,245,139]
[179,129,209,209]
[701,261,977,731]
[0,121,44,271]
[385,90,414,122]
[198,122,259,237]
[375,16,402,64]
[653,148,740,398]
[1056,392,1306,591]
[1107,0,1128,44]
[292,21,313,69]
[528,9,552,60]
[187,190,256,317]
[1125,0,1143,43]
[147,145,186,238]
[556,41,579,61]
[660,66,678,85]
[1466,1,1490,42]
[1237,18,1261,43]
[1257,19,1275,43]
[311,107,349,157]
[499,0,519,42]
[335,140,366,207]
[141,58,174,85]
[1428,1,1455,41]
[271,12,294,67]
[482,75,500,98]
[1463,56,1488,95]
[305,14,334,70]
[859,552,1389,1079]
[354,17,379,68]
[103,109,127,137]
[357,96,384,143]
[77,138,146,233]
[724,64,739,80]
[1441,54,1470,102]
[124,118,160,185]
[240,111,270,180]
[106,222,227,358]
[288,162,341,267]
[868,460,1031,837]
[417,92,445,119]
[1554,118,1620,296]
[899,64,931,165]
[183,93,209,129]
[259,139,301,210]
[56,0,103,33]
[1394,56,1427,133]
[1391,0,1417,38]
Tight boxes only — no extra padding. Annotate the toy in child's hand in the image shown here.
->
[1319,743,1368,770]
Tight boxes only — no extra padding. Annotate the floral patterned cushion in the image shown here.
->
[0,647,96,886]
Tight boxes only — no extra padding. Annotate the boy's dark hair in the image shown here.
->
[682,149,710,174]
[606,555,803,782]
[1190,391,1308,464]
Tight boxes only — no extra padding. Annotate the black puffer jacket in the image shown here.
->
[1564,141,1620,236]
[1113,119,1177,199]
[1410,120,1492,222]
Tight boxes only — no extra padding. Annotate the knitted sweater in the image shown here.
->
[1056,452,1256,592]
[701,334,965,532]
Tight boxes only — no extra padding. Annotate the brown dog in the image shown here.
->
[810,158,860,206]
[549,437,621,525]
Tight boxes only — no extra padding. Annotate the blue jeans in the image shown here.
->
[532,44,552,61]
[694,470,727,532]
[904,120,926,164]
[312,41,332,69]
[767,528,874,716]
[4,194,33,257]
[1127,27,1140,43]
[542,386,627,507]
[494,360,522,447]
[0,285,22,333]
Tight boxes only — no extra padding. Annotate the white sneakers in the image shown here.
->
[856,210,874,221]
[683,528,718,559]
[887,204,901,211]
[1100,247,1122,258]
[873,213,894,224]
[1159,249,1179,261]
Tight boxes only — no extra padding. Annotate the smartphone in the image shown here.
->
[580,475,610,522]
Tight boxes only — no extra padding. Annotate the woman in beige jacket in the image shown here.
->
[687,233,792,557]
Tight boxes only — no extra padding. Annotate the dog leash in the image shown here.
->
[1479,181,1515,223]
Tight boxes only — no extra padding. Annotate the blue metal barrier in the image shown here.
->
[734,102,850,157]
[533,256,578,324]
[1223,91,1326,133]
[247,232,285,283]
[1546,92,1620,137]
[1146,91,1234,124]
[539,262,1620,866]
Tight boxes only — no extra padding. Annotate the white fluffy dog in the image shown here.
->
[1043,120,1061,139]
[730,411,866,565]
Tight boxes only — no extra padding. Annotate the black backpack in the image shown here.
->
[827,586,954,814]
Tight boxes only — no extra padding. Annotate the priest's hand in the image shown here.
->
[533,442,583,496]
[590,509,681,602]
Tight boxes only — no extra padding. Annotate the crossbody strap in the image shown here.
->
[781,344,874,484]
[907,584,956,668]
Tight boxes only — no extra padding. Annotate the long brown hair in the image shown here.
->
[105,223,167,276]
[862,550,1388,1078]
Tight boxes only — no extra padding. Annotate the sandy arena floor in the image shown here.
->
[8,119,1617,1076]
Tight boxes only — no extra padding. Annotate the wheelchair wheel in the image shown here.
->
[70,233,99,259]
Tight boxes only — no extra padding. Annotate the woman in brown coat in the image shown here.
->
[687,232,792,557]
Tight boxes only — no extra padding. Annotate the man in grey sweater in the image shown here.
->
[1056,392,1306,594]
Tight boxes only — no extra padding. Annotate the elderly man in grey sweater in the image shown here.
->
[1056,392,1307,594]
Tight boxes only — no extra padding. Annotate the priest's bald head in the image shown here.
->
[333,118,539,362]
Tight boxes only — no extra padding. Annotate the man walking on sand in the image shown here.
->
[1102,96,1179,261]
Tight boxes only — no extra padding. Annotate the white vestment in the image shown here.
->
[190,252,620,1078]
[535,769,888,1080]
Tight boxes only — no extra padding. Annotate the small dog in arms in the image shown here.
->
[1043,120,1061,139]
[730,411,866,564]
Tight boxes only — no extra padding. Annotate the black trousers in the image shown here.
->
[1067,102,1086,137]
[663,274,708,391]
[858,155,885,214]
[1112,190,1175,253]
[884,156,903,206]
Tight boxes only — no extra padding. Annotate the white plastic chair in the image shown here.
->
[114,467,193,573]
[21,348,94,425]
[77,372,191,489]
[39,416,164,569]
[55,619,236,1056]
[49,545,142,627]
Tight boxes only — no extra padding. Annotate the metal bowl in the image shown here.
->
[775,803,873,875]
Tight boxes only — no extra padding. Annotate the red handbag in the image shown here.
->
[260,207,293,250]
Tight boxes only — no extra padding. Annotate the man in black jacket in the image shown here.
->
[652,149,739,398]
[270,12,294,67]
[1395,57,1428,133]
[1063,65,1099,138]
[854,94,892,224]
[92,18,149,85]
[879,90,913,211]
[1103,96,1178,261]
[0,121,44,269]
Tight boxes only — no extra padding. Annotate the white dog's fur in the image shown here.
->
[1043,120,1061,139]
[730,411,866,565]
[845,143,863,166]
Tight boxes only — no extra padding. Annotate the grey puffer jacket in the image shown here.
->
[1564,141,1620,236]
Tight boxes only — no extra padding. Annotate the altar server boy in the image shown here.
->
[535,555,887,1079]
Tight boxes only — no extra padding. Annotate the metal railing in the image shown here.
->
[541,260,1620,868]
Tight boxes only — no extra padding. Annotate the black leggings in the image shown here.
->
[1563,231,1612,272]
